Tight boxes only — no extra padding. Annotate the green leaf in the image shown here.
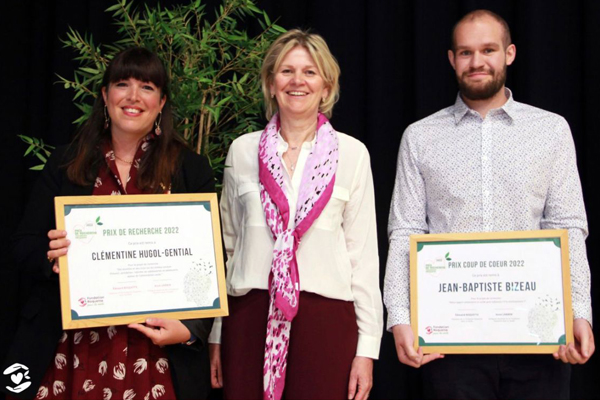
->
[247,3,261,13]
[18,135,33,144]
[216,95,232,107]
[272,24,287,34]
[24,144,35,156]
[35,152,47,163]
[105,3,123,12]
[262,11,271,25]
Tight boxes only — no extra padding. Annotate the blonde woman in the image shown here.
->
[209,30,383,400]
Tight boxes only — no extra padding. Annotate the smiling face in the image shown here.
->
[448,15,516,101]
[270,46,329,121]
[102,78,166,139]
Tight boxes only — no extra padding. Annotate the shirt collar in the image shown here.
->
[452,87,516,124]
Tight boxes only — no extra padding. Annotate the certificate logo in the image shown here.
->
[3,363,32,393]
[425,255,447,273]
[77,296,105,308]
[425,326,450,336]
[74,221,98,243]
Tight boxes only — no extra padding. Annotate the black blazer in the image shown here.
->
[2,145,215,399]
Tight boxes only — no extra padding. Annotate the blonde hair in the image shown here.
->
[261,29,341,119]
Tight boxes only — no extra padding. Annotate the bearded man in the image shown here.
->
[384,9,594,400]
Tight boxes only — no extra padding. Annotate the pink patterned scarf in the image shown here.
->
[258,112,339,400]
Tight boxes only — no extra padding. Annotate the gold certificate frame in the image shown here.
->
[55,193,228,329]
[410,230,573,354]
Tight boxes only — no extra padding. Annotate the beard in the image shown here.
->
[457,64,507,101]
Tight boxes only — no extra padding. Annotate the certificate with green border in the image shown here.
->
[55,193,228,329]
[410,230,573,354]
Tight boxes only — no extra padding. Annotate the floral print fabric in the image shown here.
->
[35,327,174,400]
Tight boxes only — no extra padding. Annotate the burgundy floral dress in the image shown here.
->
[35,134,176,400]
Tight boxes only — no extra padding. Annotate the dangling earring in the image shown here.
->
[154,112,162,135]
[271,93,275,99]
[103,105,110,130]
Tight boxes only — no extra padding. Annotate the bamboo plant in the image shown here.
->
[21,0,285,182]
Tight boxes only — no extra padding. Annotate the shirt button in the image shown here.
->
[483,190,490,196]
[482,155,489,161]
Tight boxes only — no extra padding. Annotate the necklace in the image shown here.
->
[284,152,297,172]
[281,129,316,173]
[280,128,314,151]
[114,154,134,165]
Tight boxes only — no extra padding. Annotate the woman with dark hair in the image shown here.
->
[2,47,214,400]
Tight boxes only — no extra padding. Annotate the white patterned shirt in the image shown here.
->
[384,89,592,329]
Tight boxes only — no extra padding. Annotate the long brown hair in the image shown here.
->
[66,47,186,193]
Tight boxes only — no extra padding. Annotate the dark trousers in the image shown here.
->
[422,354,571,400]
[221,289,358,400]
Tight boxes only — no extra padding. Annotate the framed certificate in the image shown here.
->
[55,193,228,329]
[410,230,573,354]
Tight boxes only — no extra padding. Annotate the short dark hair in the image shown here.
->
[451,9,512,51]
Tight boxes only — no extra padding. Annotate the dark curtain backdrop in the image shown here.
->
[2,0,599,399]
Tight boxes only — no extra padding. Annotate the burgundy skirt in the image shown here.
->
[221,290,358,400]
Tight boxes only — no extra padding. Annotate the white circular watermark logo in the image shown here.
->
[3,363,32,393]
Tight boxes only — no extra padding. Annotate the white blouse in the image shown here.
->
[209,130,383,359]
